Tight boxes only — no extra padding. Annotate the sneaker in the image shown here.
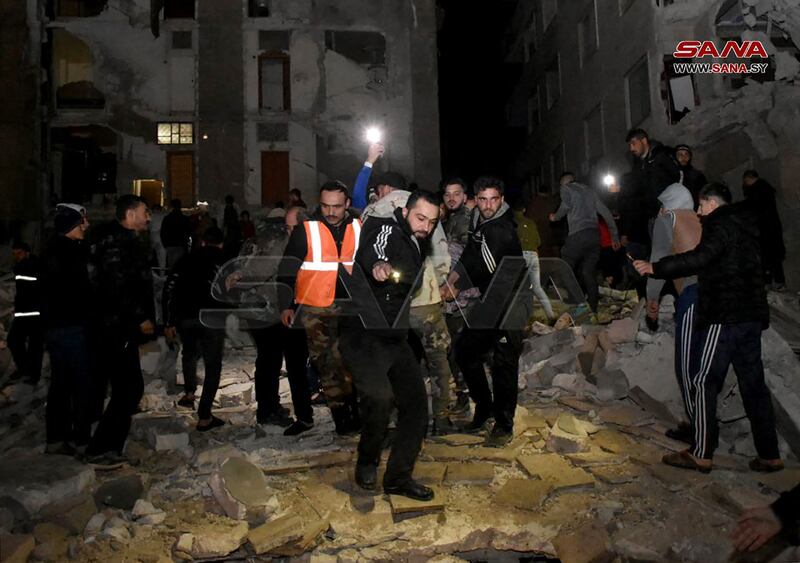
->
[196,415,226,432]
[45,441,76,456]
[87,452,128,470]
[484,427,513,448]
[283,419,314,436]
[749,457,784,473]
[257,411,293,428]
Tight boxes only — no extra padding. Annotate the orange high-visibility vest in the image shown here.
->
[295,219,362,307]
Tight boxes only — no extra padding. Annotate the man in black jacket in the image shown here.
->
[160,199,192,269]
[41,204,92,455]
[340,190,441,501]
[444,176,533,448]
[626,129,681,220]
[634,183,781,473]
[675,144,707,206]
[86,195,155,467]
[743,170,786,290]
[163,226,227,432]
[8,241,43,384]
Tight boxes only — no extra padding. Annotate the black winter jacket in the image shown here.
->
[743,178,785,260]
[13,256,41,315]
[162,245,226,326]
[40,235,91,329]
[680,164,707,206]
[89,221,155,336]
[771,484,800,545]
[652,202,769,328]
[351,208,428,336]
[160,209,193,249]
[637,141,681,218]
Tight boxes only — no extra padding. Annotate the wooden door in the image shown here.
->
[261,151,290,206]
[167,151,194,204]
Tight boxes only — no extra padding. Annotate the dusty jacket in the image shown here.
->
[443,205,472,246]
[553,182,619,242]
[652,202,768,328]
[363,190,450,306]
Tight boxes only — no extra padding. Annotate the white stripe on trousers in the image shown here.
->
[679,303,695,420]
[691,324,722,458]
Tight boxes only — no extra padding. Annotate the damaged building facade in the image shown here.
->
[22,0,440,214]
[505,0,800,283]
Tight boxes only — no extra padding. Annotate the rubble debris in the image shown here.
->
[0,453,95,515]
[209,457,278,522]
[247,513,304,554]
[552,520,614,563]
[93,473,144,510]
[189,520,249,559]
[388,487,445,515]
[517,454,595,491]
[0,533,35,563]
[494,478,553,510]
[595,368,630,401]
[444,463,495,486]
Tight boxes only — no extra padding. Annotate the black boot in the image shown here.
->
[355,460,378,490]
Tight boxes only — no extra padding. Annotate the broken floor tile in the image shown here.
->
[431,433,484,447]
[517,454,595,491]
[557,396,598,413]
[596,404,653,427]
[306,451,354,469]
[421,443,521,464]
[545,426,589,454]
[589,463,642,485]
[412,462,448,486]
[552,520,614,563]
[565,450,627,467]
[444,463,495,486]
[755,467,800,493]
[388,487,445,516]
[270,516,330,557]
[247,513,304,555]
[494,478,553,511]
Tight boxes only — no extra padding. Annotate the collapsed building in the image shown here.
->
[505,0,800,284]
[1,0,440,246]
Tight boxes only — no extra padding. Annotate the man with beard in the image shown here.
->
[626,129,681,220]
[279,181,361,435]
[443,176,533,448]
[675,144,707,207]
[341,190,441,501]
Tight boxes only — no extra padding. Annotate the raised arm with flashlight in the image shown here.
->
[352,126,385,210]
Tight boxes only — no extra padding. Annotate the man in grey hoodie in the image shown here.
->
[549,180,619,313]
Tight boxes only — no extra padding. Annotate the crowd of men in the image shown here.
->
[3,131,799,536]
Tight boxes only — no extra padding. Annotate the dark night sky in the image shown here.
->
[437,0,519,189]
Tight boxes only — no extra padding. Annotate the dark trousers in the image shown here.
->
[674,285,701,422]
[561,229,602,312]
[763,256,786,286]
[180,320,225,420]
[7,316,43,382]
[341,330,428,485]
[445,314,468,396]
[87,330,144,456]
[45,326,92,446]
[455,328,524,433]
[690,321,780,460]
[251,323,313,423]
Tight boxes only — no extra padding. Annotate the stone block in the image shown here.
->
[546,427,589,454]
[0,533,34,563]
[93,473,144,510]
[247,514,304,554]
[388,487,445,515]
[190,521,249,559]
[83,513,106,537]
[517,454,595,491]
[218,382,254,407]
[444,463,495,485]
[553,520,614,563]
[596,369,630,402]
[39,493,96,535]
[0,454,95,515]
[549,349,578,374]
[132,416,190,451]
[209,457,277,522]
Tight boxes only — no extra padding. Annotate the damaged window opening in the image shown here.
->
[325,31,386,67]
[259,52,291,112]
[157,122,193,145]
[53,29,105,109]
[626,54,650,127]
[249,0,270,18]
[164,0,194,20]
[662,55,697,124]
[53,0,107,18]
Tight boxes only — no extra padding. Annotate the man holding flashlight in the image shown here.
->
[341,190,441,501]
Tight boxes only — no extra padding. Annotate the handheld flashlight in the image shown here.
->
[365,127,383,144]
[391,270,401,283]
[602,174,615,188]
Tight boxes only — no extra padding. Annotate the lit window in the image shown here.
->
[157,123,193,145]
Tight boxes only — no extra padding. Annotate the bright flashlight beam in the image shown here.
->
[603,175,615,187]
[365,127,383,144]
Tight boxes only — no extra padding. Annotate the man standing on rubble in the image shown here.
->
[342,190,441,501]
[85,194,155,468]
[443,176,533,448]
[634,183,782,473]
[8,241,43,385]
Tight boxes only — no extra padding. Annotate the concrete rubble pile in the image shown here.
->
[0,293,800,562]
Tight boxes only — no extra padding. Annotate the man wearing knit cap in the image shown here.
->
[41,204,93,455]
[675,144,707,207]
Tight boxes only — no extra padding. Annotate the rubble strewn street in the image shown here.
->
[1,289,799,562]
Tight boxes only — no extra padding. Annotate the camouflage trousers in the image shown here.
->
[445,312,469,396]
[298,305,353,409]
[409,303,453,419]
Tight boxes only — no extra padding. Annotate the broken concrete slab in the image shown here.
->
[132,416,190,451]
[209,457,278,522]
[589,464,642,485]
[93,473,144,510]
[558,396,598,413]
[565,450,627,467]
[596,404,652,427]
[218,382,254,408]
[628,386,678,425]
[605,318,638,344]
[132,499,166,525]
[194,444,244,471]
[190,520,249,559]
[270,516,329,557]
[517,454,595,491]
[0,533,35,563]
[412,462,448,486]
[590,429,636,454]
[261,461,312,475]
[388,487,445,515]
[595,368,630,402]
[0,453,95,515]
[494,478,553,511]
[421,442,522,464]
[444,463,495,486]
[546,425,590,454]
[247,513,304,555]
[553,520,614,563]
[431,433,484,447]
[755,468,800,493]
[39,493,96,535]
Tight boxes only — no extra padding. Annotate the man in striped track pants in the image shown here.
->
[635,183,783,474]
